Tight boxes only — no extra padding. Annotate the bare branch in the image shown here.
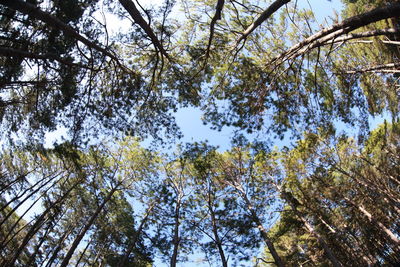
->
[234,0,291,47]
[344,62,400,74]
[1,0,119,62]
[205,0,225,60]
[271,2,400,66]
[119,0,171,60]
[322,28,400,44]
[342,39,400,45]
[0,47,91,69]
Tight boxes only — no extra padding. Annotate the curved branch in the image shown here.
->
[271,2,400,65]
[205,0,225,60]
[234,0,291,47]
[1,0,119,62]
[119,0,171,60]
[0,47,91,69]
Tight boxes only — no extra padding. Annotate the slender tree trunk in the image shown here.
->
[208,192,228,267]
[0,197,42,250]
[5,178,81,266]
[237,187,285,267]
[25,221,53,267]
[0,172,58,227]
[318,216,336,234]
[0,169,35,195]
[302,219,342,267]
[26,208,69,266]
[345,197,400,245]
[0,171,56,213]
[281,191,343,267]
[170,196,181,267]
[255,218,286,267]
[118,200,156,267]
[383,197,400,216]
[312,174,398,262]
[59,185,120,267]
[75,238,92,267]
[0,174,70,250]
[44,227,73,267]
[333,166,400,210]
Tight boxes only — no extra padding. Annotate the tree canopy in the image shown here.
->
[0,0,399,266]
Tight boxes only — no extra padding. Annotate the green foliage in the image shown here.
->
[266,123,400,266]
[1,0,400,266]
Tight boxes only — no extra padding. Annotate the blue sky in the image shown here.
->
[40,1,392,266]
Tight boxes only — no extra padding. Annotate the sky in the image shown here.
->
[37,1,390,266]
[45,0,346,151]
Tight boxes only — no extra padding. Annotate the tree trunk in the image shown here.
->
[5,178,81,266]
[0,172,58,227]
[44,227,73,267]
[256,220,286,267]
[282,191,343,267]
[302,219,342,267]
[170,196,181,267]
[75,238,92,267]
[238,188,286,267]
[59,185,119,267]
[208,192,228,267]
[0,171,56,213]
[0,176,66,249]
[118,200,156,267]
[25,220,54,267]
[0,169,36,195]
[345,197,400,245]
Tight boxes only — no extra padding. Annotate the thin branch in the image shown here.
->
[234,0,291,47]
[344,62,400,74]
[1,0,119,62]
[205,0,225,60]
[118,0,171,60]
[0,47,90,69]
[343,39,400,45]
[271,2,400,66]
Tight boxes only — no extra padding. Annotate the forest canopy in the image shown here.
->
[0,0,399,266]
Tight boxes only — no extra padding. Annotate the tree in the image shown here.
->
[1,0,400,266]
[265,123,400,265]
[215,139,287,267]
[184,142,260,266]
[0,139,158,266]
[1,0,398,146]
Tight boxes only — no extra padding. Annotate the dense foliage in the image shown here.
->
[0,0,399,266]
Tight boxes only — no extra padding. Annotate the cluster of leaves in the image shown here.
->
[262,122,400,266]
[1,0,400,266]
[0,0,399,146]
[1,122,399,266]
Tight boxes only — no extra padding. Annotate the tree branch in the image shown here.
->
[205,0,225,60]
[344,62,400,74]
[322,28,400,44]
[0,46,90,69]
[271,2,400,66]
[118,0,171,60]
[234,0,291,47]
[347,40,400,45]
[1,0,119,62]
